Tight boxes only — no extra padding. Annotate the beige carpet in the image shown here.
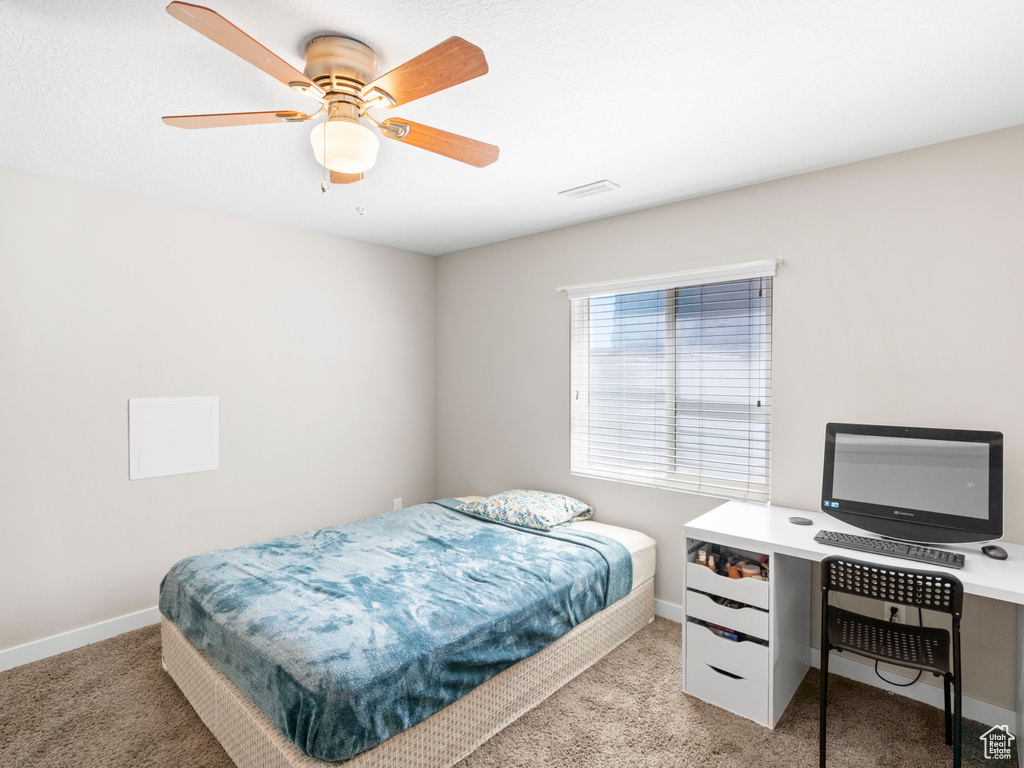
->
[0,617,1012,767]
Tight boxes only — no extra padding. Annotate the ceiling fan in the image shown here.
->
[161,2,499,184]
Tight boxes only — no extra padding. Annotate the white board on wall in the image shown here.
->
[129,396,219,480]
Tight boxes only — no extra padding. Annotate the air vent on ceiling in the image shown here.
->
[558,180,620,200]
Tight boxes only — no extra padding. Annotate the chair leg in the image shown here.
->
[820,647,829,768]
[943,675,952,746]
[953,680,962,768]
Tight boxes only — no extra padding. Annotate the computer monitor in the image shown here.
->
[821,422,1003,544]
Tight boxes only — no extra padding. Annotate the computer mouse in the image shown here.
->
[982,545,1008,560]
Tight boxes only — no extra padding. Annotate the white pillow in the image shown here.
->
[464,489,592,531]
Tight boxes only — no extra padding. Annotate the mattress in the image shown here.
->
[160,499,638,763]
[452,496,657,589]
[573,520,656,588]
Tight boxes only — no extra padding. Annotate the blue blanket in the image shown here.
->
[159,500,632,761]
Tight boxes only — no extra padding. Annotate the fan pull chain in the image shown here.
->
[321,120,329,193]
[355,177,366,215]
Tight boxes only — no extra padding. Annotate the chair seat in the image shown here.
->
[826,605,951,676]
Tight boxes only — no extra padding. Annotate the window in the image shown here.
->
[564,260,777,502]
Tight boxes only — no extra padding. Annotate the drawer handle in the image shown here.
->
[690,589,768,613]
[708,665,742,680]
[690,620,769,649]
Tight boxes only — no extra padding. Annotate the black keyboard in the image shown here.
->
[814,530,965,569]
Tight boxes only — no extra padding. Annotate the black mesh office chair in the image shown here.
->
[819,555,964,768]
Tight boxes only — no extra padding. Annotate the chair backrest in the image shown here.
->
[821,555,963,619]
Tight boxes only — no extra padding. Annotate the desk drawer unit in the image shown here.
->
[683,541,773,726]
[682,510,833,733]
[685,658,769,725]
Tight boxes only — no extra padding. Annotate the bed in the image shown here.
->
[160,494,656,768]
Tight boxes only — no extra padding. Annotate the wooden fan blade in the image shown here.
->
[362,37,487,109]
[162,111,306,128]
[166,2,322,97]
[381,119,498,167]
[330,171,364,184]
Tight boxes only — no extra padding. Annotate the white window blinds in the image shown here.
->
[565,259,777,502]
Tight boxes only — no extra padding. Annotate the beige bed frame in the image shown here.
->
[161,578,654,768]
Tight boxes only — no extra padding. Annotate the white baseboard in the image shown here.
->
[811,648,1016,733]
[0,606,160,672]
[655,598,683,623]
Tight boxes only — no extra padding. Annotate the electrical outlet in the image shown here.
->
[884,602,906,624]
[393,498,402,511]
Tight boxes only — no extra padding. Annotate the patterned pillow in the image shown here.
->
[464,489,593,531]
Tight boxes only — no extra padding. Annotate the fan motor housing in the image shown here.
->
[303,36,380,91]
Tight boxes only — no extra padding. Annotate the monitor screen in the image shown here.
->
[821,423,1003,544]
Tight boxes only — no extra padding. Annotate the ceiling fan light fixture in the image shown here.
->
[310,117,380,174]
[163,5,498,174]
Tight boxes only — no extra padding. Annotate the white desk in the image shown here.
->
[682,500,1024,751]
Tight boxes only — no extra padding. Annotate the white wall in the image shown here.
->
[0,167,436,651]
[434,125,1024,708]
[4,125,1022,705]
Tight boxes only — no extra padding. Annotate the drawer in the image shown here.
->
[686,589,769,641]
[686,621,769,685]
[685,657,769,725]
[685,562,769,610]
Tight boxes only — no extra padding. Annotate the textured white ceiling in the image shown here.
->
[2,0,1023,255]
